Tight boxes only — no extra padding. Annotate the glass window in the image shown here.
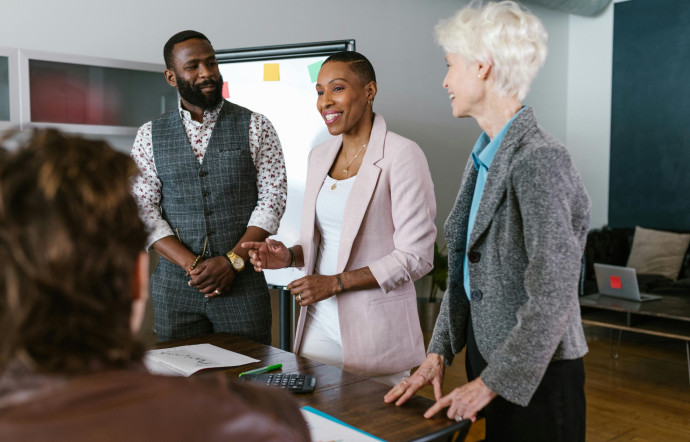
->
[28,59,177,127]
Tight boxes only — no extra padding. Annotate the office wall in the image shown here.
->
[0,0,606,233]
[566,3,614,229]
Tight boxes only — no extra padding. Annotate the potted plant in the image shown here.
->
[417,242,448,332]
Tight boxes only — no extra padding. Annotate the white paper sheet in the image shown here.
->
[144,343,258,377]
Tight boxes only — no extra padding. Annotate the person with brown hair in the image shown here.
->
[0,129,309,441]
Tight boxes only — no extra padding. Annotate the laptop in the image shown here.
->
[593,263,662,302]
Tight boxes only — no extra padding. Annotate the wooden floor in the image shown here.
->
[417,325,690,441]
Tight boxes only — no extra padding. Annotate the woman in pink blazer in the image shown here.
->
[243,51,436,384]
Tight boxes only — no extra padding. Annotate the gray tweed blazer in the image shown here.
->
[428,107,591,406]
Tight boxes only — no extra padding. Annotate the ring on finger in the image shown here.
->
[455,415,463,422]
[298,293,303,302]
[214,289,221,295]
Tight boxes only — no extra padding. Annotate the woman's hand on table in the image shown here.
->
[423,376,497,423]
[384,353,445,405]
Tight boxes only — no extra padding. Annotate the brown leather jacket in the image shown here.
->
[0,361,310,441]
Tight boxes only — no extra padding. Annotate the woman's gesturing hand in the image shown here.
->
[241,238,291,271]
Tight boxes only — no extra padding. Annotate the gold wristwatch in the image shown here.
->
[225,251,245,272]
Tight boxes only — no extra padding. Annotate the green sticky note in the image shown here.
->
[308,60,324,83]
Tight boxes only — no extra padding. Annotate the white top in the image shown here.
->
[308,175,356,343]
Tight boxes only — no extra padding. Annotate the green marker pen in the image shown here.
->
[238,363,282,377]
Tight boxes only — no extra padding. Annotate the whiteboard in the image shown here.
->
[217,41,354,286]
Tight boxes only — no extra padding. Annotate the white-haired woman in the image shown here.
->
[385,2,590,441]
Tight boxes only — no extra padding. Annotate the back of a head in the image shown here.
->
[0,130,147,374]
[435,0,547,101]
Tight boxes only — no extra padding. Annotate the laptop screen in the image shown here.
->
[594,263,641,301]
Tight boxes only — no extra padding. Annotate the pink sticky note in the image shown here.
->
[222,81,229,99]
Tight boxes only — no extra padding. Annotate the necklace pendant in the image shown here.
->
[343,168,349,174]
[331,182,337,190]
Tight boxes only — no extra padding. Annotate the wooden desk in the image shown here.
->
[579,293,690,383]
[154,333,470,442]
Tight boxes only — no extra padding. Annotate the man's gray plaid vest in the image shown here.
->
[149,101,271,343]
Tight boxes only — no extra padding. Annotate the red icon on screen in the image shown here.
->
[609,275,622,289]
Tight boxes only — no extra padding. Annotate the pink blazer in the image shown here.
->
[293,114,437,376]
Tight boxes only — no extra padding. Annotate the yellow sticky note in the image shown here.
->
[263,63,280,81]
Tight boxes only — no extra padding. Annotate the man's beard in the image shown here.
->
[176,74,224,110]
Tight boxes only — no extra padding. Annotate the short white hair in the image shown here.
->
[435,1,548,101]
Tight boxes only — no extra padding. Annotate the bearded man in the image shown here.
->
[131,30,287,343]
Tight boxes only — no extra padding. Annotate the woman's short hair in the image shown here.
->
[0,130,147,374]
[322,50,376,85]
[435,0,547,101]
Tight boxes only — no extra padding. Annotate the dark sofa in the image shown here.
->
[580,226,690,296]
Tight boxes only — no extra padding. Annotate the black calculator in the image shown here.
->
[240,373,316,394]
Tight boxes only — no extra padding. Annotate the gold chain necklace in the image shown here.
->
[331,143,367,190]
[343,143,367,177]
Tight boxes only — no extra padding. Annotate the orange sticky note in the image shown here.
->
[263,63,280,81]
